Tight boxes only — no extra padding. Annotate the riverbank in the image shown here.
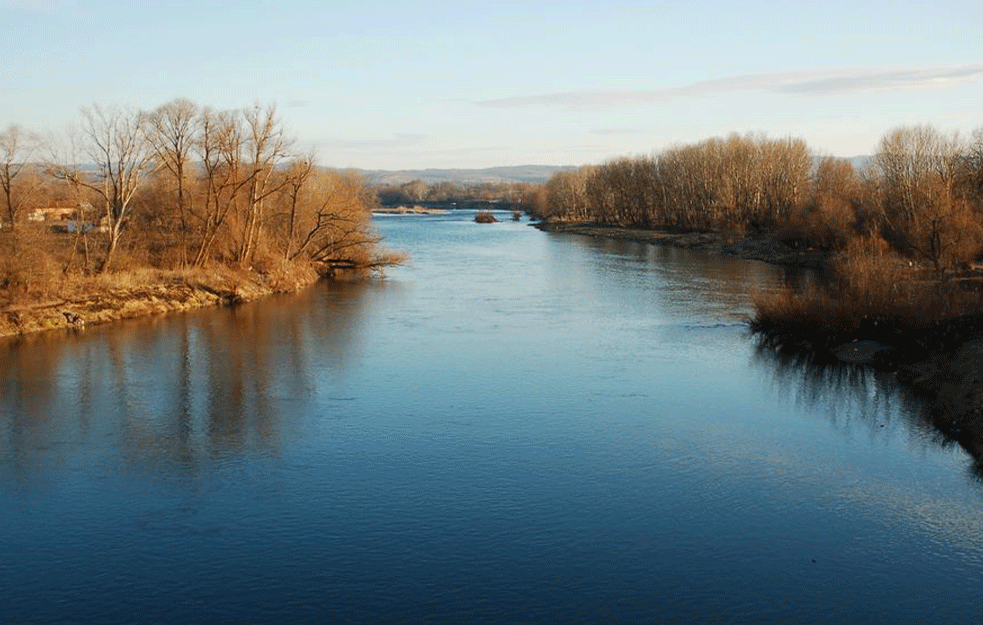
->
[0,263,321,339]
[758,310,983,469]
[533,220,827,268]
[533,220,983,442]
[373,206,450,215]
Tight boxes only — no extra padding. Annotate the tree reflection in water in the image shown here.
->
[753,332,983,483]
[0,280,383,481]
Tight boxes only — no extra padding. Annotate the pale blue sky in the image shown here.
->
[2,0,981,168]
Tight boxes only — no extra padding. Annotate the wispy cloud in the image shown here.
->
[476,63,983,109]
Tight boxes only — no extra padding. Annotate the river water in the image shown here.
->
[2,210,982,623]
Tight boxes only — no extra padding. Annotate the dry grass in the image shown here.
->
[751,235,983,345]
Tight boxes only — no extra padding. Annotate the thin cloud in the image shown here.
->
[778,64,983,95]
[476,63,983,109]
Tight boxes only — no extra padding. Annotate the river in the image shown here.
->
[2,210,982,623]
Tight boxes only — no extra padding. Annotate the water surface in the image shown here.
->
[2,211,982,623]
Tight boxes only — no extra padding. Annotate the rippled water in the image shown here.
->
[2,211,983,623]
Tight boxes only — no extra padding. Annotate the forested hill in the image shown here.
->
[353,165,574,186]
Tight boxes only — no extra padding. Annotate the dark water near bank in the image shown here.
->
[2,211,983,623]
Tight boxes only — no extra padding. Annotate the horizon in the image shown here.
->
[2,0,981,170]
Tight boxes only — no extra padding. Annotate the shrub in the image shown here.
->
[0,229,62,303]
[750,234,977,344]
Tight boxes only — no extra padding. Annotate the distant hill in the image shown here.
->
[353,165,575,186]
[346,157,876,187]
[844,155,873,170]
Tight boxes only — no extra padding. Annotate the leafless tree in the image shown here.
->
[277,155,316,260]
[189,107,252,267]
[873,125,979,270]
[146,98,199,266]
[0,124,43,230]
[285,170,382,270]
[49,104,157,272]
[237,103,292,266]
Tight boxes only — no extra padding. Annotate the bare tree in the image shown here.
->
[960,127,983,212]
[237,103,291,266]
[190,107,250,267]
[0,124,43,230]
[286,170,382,271]
[50,105,157,272]
[146,98,199,267]
[874,125,980,270]
[277,155,316,260]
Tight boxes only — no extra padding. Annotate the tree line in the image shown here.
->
[375,179,539,208]
[533,127,983,271]
[1,99,396,294]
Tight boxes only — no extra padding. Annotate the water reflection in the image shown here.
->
[0,281,382,481]
[752,334,983,482]
[4,215,983,623]
[556,233,812,321]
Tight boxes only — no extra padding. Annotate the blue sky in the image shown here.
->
[2,0,982,169]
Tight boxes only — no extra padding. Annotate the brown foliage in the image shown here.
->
[0,228,61,304]
[870,125,982,271]
[538,133,811,233]
[752,234,983,342]
[776,157,858,251]
[2,99,403,313]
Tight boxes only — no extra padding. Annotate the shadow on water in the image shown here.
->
[561,232,814,320]
[752,332,983,483]
[0,280,387,481]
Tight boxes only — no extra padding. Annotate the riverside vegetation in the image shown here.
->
[530,125,983,424]
[0,99,403,337]
[530,126,983,337]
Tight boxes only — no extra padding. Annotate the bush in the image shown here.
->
[750,235,976,343]
[0,229,62,303]
[474,211,498,223]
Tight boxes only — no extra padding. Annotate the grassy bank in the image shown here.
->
[0,262,322,339]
